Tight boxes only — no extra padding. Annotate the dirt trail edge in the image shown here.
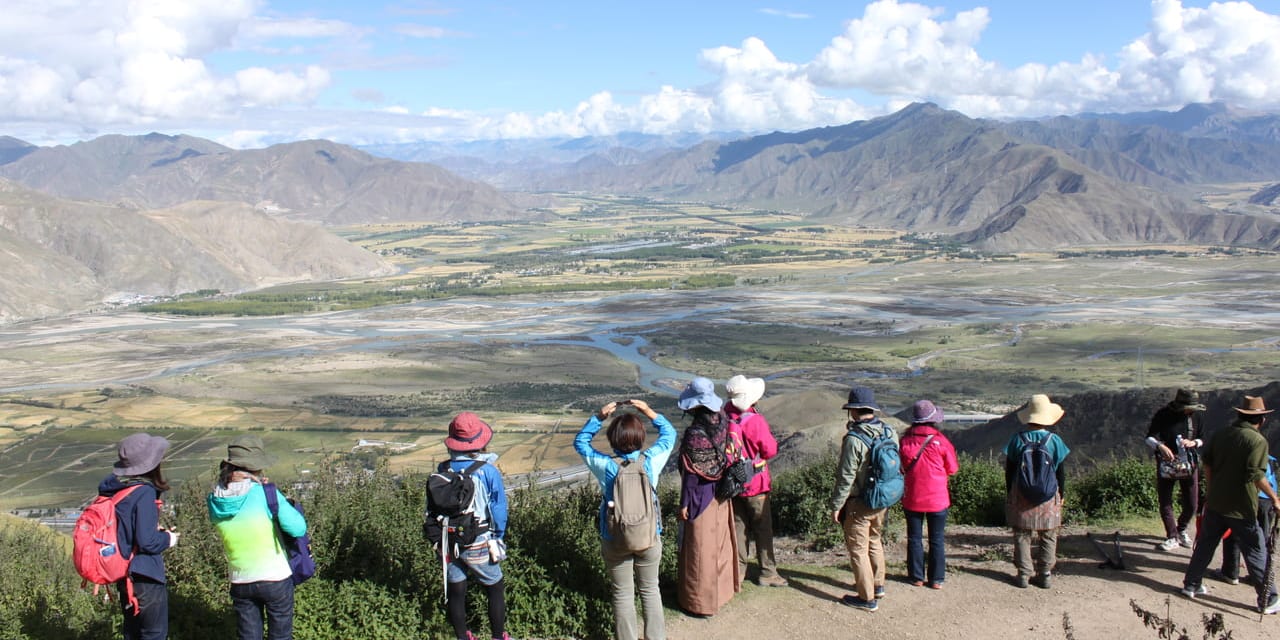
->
[666,525,1279,640]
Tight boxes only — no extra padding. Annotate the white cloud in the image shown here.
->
[7,0,1280,145]
[393,23,467,39]
[0,0,331,128]
[759,8,812,20]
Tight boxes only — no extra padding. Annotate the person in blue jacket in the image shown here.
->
[98,433,179,640]
[207,435,307,640]
[438,412,510,640]
[575,399,676,640]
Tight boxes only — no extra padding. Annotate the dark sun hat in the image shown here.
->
[113,433,171,476]
[224,434,277,472]
[1172,388,1206,412]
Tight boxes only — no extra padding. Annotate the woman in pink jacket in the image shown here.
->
[899,400,959,589]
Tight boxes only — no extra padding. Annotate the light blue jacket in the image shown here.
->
[574,413,676,540]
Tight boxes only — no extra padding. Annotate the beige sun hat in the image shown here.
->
[726,375,766,410]
[1017,394,1065,426]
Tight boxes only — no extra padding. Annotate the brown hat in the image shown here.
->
[445,412,493,452]
[1233,395,1274,416]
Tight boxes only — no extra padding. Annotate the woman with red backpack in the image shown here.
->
[97,433,179,640]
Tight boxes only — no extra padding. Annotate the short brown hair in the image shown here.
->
[607,413,646,454]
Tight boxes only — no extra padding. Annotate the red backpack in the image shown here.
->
[73,485,148,613]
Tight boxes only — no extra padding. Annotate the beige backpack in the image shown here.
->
[607,456,658,552]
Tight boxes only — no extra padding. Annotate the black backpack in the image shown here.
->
[1015,432,1059,505]
[423,460,488,556]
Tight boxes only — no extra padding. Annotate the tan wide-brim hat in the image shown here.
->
[726,375,765,410]
[1017,394,1065,426]
[1234,395,1274,416]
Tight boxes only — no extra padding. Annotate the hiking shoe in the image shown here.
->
[1157,537,1180,552]
[1180,584,1208,599]
[929,581,944,590]
[757,575,789,588]
[1262,594,1280,615]
[910,580,925,587]
[874,585,885,599]
[841,594,879,612]
[1031,574,1052,589]
[1208,569,1239,585]
[1015,574,1029,589]
[1178,531,1193,548]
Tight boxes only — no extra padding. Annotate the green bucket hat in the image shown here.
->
[224,434,277,472]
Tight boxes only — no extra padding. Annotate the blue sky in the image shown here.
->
[4,0,1280,146]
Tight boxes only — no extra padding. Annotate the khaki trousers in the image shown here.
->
[602,537,665,640]
[733,493,779,582]
[841,498,887,601]
[1012,527,1058,578]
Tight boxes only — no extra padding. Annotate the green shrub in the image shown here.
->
[1066,457,1158,523]
[770,453,843,550]
[948,454,1007,526]
[0,517,114,640]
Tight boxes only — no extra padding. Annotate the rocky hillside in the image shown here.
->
[0,134,530,225]
[487,103,1280,251]
[0,180,393,323]
[944,381,1280,465]
[768,382,1280,475]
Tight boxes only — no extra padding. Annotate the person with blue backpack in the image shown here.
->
[831,385,900,612]
[1004,394,1070,589]
[207,434,307,640]
[574,399,676,640]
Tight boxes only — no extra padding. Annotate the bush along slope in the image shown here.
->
[6,454,1163,639]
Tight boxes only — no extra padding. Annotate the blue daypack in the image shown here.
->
[850,423,904,510]
[1015,432,1059,505]
[264,483,316,585]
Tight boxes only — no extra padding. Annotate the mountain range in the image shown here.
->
[458,103,1280,251]
[0,134,527,225]
[2,102,1279,322]
[0,179,392,323]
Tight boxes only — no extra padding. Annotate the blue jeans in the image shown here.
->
[1185,508,1277,608]
[119,576,167,640]
[230,578,295,640]
[905,509,948,585]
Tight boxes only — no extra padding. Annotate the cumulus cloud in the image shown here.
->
[0,0,331,129]
[7,0,1280,145]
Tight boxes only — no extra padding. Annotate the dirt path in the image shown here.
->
[666,526,1280,640]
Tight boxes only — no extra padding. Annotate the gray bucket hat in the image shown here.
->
[224,434,277,472]
[113,433,171,476]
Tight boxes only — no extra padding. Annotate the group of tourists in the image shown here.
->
[87,380,1279,640]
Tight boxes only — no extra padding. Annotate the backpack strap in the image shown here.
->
[905,434,936,474]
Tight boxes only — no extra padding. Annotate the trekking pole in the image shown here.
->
[1260,515,1280,622]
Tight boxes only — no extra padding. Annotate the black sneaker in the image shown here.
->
[841,594,879,612]
[873,585,886,599]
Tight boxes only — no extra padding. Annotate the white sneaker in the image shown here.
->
[1178,531,1193,548]
[1180,584,1208,599]
[1157,538,1180,552]
[1264,594,1280,615]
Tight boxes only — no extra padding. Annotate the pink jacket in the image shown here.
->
[725,405,778,497]
[899,425,959,513]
